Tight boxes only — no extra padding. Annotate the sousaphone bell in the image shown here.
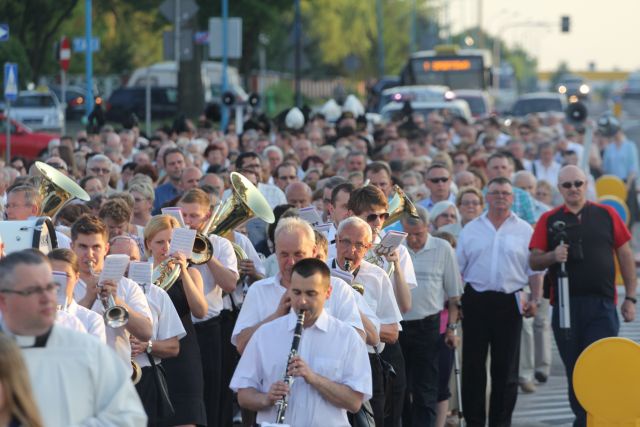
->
[35,161,91,218]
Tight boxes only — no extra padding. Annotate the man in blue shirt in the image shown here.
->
[153,147,185,214]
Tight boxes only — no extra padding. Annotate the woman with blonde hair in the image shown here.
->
[144,214,208,427]
[0,335,44,427]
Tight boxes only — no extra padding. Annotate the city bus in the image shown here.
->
[400,45,492,91]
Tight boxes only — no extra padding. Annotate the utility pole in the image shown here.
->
[294,0,302,107]
[376,0,385,77]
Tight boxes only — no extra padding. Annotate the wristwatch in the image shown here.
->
[446,323,458,331]
[625,296,637,304]
[146,340,153,354]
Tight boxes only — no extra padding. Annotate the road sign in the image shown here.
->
[159,0,199,23]
[60,36,71,71]
[194,31,209,45]
[208,18,242,59]
[4,63,18,101]
[72,37,100,53]
[0,24,8,42]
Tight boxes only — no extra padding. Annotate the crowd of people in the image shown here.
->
[0,99,636,427]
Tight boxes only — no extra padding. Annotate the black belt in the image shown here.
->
[402,312,440,327]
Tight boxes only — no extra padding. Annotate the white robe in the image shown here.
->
[20,325,147,426]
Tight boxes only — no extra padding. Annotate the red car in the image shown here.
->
[0,113,59,160]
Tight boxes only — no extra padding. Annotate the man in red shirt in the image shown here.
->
[529,165,637,427]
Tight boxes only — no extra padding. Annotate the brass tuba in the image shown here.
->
[35,161,91,218]
[153,172,275,292]
[131,360,142,385]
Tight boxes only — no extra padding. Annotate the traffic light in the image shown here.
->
[561,16,570,33]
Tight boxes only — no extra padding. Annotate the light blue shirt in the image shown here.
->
[603,139,639,181]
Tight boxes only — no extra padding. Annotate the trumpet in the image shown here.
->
[88,261,129,328]
[275,310,305,424]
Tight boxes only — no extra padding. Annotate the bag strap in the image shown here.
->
[146,351,156,367]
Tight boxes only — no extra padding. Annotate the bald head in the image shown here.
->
[513,170,537,195]
[180,166,203,191]
[558,165,586,183]
[557,165,587,208]
[286,181,313,209]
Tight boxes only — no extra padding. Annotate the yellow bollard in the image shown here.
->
[573,337,640,426]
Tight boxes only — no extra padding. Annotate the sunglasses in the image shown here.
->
[366,212,390,222]
[428,177,449,184]
[560,180,584,189]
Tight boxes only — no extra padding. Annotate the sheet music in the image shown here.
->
[377,231,408,254]
[128,261,153,286]
[169,228,197,257]
[161,207,187,228]
[315,223,332,235]
[298,206,323,228]
[52,271,69,307]
[99,254,130,283]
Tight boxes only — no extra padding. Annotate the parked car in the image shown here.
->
[8,90,64,132]
[453,89,493,118]
[379,85,452,112]
[105,87,178,124]
[0,114,58,159]
[509,92,568,117]
[49,85,103,119]
[622,71,640,100]
[380,99,472,124]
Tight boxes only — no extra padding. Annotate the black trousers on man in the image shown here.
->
[400,313,440,427]
[381,341,406,427]
[195,316,222,427]
[461,285,522,427]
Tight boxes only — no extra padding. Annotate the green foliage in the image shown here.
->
[0,39,32,91]
[550,62,571,89]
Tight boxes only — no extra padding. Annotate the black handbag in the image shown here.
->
[374,346,396,417]
[146,353,175,420]
[349,400,376,427]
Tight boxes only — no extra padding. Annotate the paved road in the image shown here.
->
[511,288,640,426]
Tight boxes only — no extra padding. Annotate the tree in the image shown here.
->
[0,0,79,82]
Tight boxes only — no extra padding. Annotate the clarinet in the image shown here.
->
[274,310,306,424]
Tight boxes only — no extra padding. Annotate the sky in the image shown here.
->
[447,0,640,72]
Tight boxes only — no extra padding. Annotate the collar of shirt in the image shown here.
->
[0,318,52,348]
[287,309,329,333]
[478,210,519,229]
[408,234,437,255]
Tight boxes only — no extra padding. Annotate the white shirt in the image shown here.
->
[222,231,267,310]
[66,299,106,343]
[231,273,363,346]
[532,159,562,187]
[404,236,462,321]
[135,284,186,368]
[333,259,403,352]
[230,310,372,427]
[456,212,536,293]
[19,326,147,427]
[74,276,153,367]
[55,230,71,249]
[193,234,239,322]
[55,310,87,333]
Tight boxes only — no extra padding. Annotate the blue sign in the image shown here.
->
[4,63,18,102]
[72,37,100,53]
[0,24,8,42]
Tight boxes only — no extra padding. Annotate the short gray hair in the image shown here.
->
[336,216,372,243]
[263,145,283,158]
[0,249,49,290]
[274,217,316,245]
[402,205,429,227]
[87,154,113,169]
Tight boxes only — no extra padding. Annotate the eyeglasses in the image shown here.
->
[428,177,449,184]
[460,200,481,206]
[242,163,261,170]
[0,282,59,297]
[365,212,390,222]
[47,163,66,171]
[438,213,458,219]
[487,191,513,197]
[338,238,369,251]
[90,167,111,175]
[278,175,297,180]
[560,180,584,189]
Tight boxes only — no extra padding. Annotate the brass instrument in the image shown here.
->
[35,161,90,218]
[343,259,365,295]
[366,185,419,276]
[89,261,129,328]
[131,360,142,385]
[275,310,305,424]
[153,172,275,292]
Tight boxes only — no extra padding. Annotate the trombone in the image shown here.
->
[88,261,129,328]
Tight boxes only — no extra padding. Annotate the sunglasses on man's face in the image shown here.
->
[560,180,584,189]
[366,212,390,223]
[428,177,449,184]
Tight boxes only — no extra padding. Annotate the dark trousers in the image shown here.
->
[461,286,522,427]
[552,296,619,427]
[195,316,222,427]
[400,313,440,427]
[369,353,385,427]
[382,341,406,427]
[219,309,240,427]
